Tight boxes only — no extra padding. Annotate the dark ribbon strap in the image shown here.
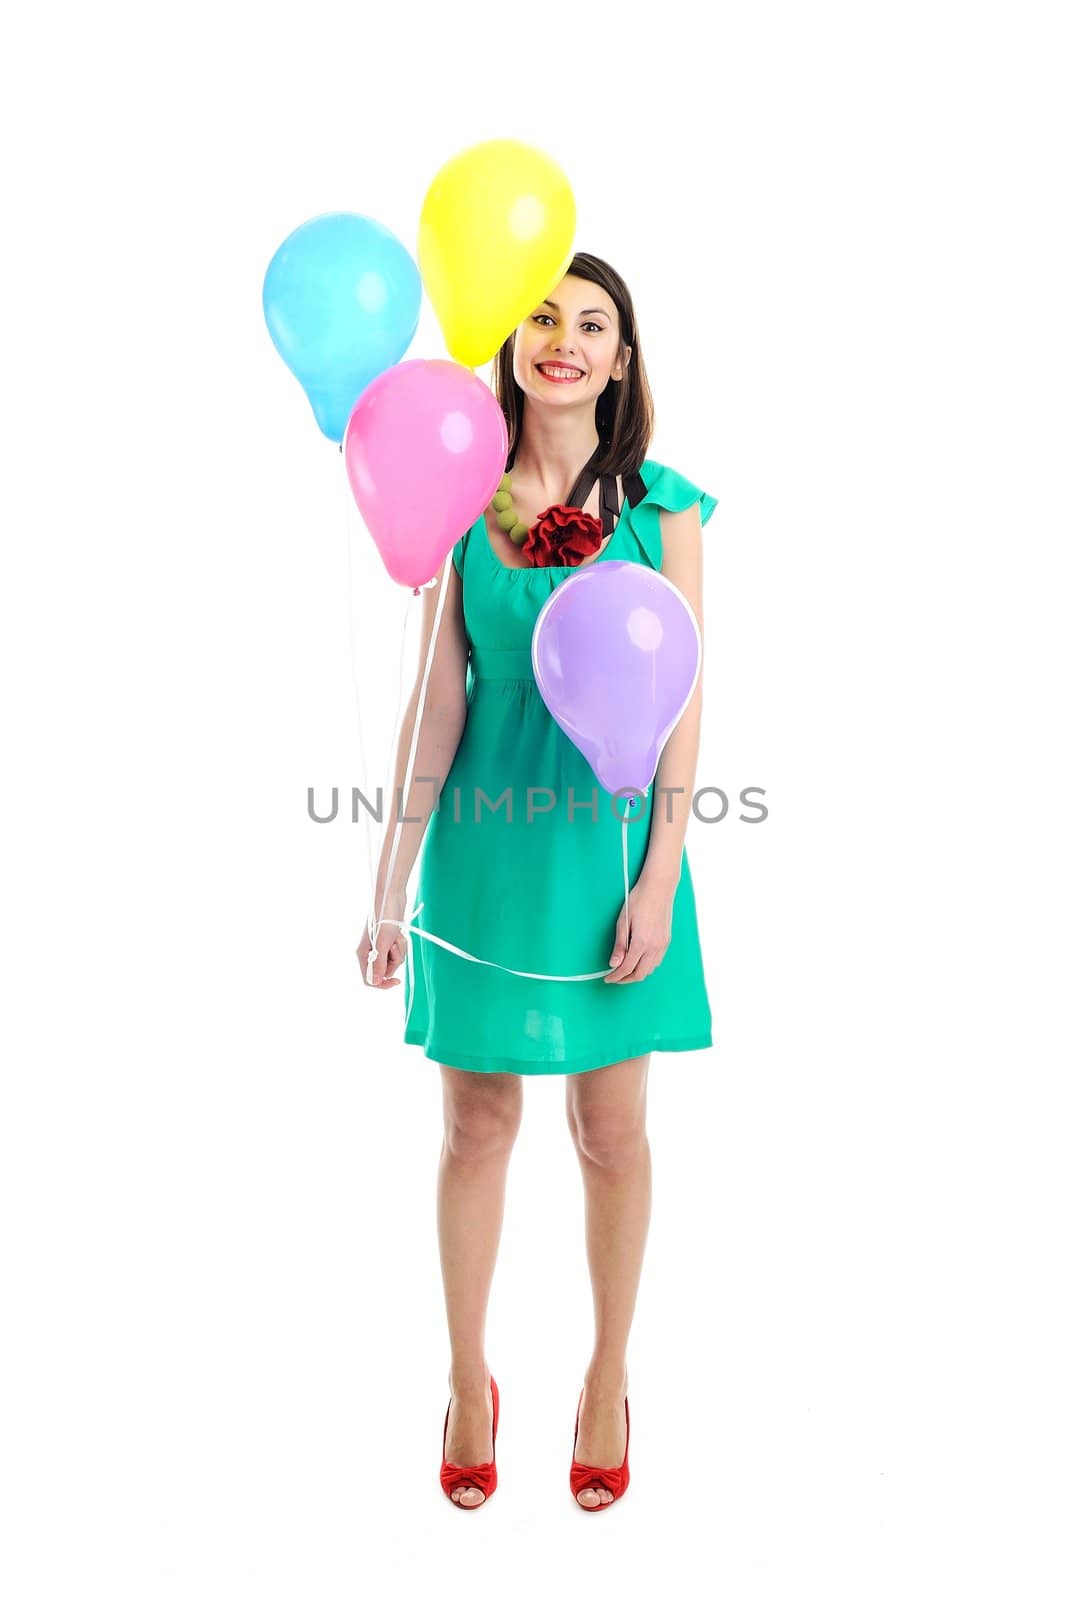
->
[599,471,620,538]
[511,447,650,541]
[623,469,649,509]
[563,450,601,516]
[564,451,628,539]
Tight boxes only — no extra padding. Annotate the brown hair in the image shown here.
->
[489,251,655,479]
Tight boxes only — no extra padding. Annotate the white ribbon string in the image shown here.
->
[364,589,416,982]
[364,555,447,986]
[380,793,644,1018]
[341,456,379,952]
[622,798,633,947]
[380,903,620,983]
[340,450,417,986]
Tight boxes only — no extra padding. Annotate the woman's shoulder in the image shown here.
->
[452,502,490,578]
[628,458,718,567]
[451,523,473,579]
[636,458,718,517]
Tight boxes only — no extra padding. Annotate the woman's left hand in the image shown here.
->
[604,871,676,983]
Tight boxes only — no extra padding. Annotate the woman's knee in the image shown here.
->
[566,1055,649,1167]
[570,1114,647,1170]
[441,1069,522,1161]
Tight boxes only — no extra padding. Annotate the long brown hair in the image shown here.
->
[489,252,655,479]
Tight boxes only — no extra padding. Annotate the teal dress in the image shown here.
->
[402,458,718,1076]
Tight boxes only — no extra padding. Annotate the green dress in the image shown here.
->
[402,458,718,1076]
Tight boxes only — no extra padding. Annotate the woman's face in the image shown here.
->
[512,274,629,409]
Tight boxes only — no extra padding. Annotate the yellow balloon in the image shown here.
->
[418,139,577,368]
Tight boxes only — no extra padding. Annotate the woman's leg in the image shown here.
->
[565,1052,651,1506]
[438,1063,523,1505]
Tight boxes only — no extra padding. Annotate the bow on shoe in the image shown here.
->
[570,1459,629,1499]
[440,1456,498,1499]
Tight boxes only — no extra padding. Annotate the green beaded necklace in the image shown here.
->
[489,448,611,555]
[490,458,648,567]
[490,471,530,549]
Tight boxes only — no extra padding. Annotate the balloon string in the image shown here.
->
[383,904,620,983]
[388,793,644,1003]
[342,442,419,985]
[622,799,632,948]
[367,552,450,982]
[341,454,379,954]
[365,591,415,980]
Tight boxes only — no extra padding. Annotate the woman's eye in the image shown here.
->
[532,314,603,333]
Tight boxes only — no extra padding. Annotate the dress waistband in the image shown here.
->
[470,646,536,681]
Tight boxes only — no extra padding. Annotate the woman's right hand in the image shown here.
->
[357,893,409,989]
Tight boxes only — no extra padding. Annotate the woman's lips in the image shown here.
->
[536,364,584,384]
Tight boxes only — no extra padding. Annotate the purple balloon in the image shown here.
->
[531,560,701,796]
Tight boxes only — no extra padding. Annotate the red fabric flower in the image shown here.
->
[522,504,605,568]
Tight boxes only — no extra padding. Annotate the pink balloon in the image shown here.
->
[344,359,507,589]
[531,560,702,796]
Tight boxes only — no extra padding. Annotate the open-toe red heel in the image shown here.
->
[570,1387,630,1510]
[440,1374,499,1507]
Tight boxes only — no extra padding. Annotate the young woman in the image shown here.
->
[356,253,718,1510]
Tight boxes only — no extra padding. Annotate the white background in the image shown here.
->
[3,1,1064,1594]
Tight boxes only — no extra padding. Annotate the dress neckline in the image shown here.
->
[479,495,633,575]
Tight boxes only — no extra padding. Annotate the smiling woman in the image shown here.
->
[356,249,721,1513]
[359,254,721,1065]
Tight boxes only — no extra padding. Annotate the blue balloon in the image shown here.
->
[263,212,422,443]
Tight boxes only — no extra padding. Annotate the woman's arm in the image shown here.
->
[641,502,704,886]
[371,552,470,914]
[605,502,704,982]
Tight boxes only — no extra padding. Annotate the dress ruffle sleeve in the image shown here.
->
[629,459,718,570]
[451,526,472,579]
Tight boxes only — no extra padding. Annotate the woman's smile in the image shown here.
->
[535,362,585,384]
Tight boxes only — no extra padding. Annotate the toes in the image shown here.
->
[452,1484,485,1506]
[576,1483,613,1506]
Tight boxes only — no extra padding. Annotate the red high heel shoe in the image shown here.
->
[570,1387,630,1510]
[440,1374,499,1507]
